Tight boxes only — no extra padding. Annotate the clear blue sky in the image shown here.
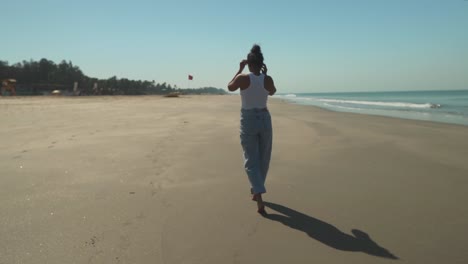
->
[2,0,468,92]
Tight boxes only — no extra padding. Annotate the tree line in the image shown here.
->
[0,59,226,95]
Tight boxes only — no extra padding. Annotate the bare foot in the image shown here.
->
[255,194,266,215]
[252,195,258,201]
[251,188,257,201]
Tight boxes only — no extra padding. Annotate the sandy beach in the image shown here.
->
[1,95,468,264]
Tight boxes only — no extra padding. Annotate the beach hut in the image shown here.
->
[1,79,17,96]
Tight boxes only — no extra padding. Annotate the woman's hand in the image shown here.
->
[229,60,248,91]
[261,64,268,75]
[239,60,248,73]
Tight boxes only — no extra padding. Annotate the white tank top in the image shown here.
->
[240,73,269,109]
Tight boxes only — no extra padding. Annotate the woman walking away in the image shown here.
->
[228,44,277,215]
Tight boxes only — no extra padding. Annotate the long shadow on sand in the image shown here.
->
[263,202,398,259]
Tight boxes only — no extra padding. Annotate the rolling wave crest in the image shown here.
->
[318,99,441,109]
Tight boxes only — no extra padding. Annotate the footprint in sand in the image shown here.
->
[85,236,98,247]
[149,181,161,196]
[136,212,145,220]
[118,235,131,251]
[122,220,132,227]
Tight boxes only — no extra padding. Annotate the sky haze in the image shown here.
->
[2,0,468,92]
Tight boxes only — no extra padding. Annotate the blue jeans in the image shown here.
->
[240,108,273,195]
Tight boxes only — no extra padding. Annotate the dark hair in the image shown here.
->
[247,44,264,68]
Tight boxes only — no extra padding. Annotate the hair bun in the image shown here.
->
[251,44,262,54]
[247,44,264,67]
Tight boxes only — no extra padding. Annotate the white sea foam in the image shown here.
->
[323,103,363,111]
[318,99,441,109]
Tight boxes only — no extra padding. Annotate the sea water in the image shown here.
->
[275,90,468,126]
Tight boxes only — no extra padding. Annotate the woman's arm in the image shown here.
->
[262,64,276,96]
[264,74,277,96]
[228,60,248,91]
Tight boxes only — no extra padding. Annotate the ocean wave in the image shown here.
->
[318,99,441,109]
[285,94,297,97]
[323,103,363,111]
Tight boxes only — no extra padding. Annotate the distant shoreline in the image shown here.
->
[1,58,226,96]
